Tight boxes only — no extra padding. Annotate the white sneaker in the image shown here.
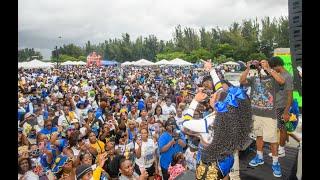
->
[268,150,285,158]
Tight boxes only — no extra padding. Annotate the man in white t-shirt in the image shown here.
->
[175,108,184,130]
[161,97,176,117]
[58,106,78,137]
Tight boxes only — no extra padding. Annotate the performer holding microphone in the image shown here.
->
[182,60,253,180]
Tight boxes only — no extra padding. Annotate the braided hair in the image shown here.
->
[201,95,253,162]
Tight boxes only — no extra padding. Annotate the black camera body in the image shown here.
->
[250,61,261,70]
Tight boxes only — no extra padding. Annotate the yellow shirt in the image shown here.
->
[93,166,103,180]
[91,140,105,154]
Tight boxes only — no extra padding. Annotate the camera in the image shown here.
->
[249,60,261,70]
[173,129,181,140]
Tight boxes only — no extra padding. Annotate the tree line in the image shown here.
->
[19,16,289,64]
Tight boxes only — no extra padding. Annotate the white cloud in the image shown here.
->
[18,0,288,59]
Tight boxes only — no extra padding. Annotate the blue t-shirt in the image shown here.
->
[138,99,145,111]
[95,108,104,120]
[158,132,186,170]
[39,127,58,139]
[40,142,57,170]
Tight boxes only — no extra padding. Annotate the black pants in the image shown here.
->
[161,168,170,180]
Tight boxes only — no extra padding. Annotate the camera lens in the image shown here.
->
[249,64,256,69]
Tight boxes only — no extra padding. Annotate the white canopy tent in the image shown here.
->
[168,58,192,66]
[133,59,155,66]
[61,61,77,66]
[223,61,240,66]
[18,62,26,68]
[121,61,133,66]
[76,61,86,65]
[155,59,170,65]
[19,59,54,69]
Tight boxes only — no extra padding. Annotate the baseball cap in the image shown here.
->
[76,164,92,179]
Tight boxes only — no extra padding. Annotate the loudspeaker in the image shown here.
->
[288,0,302,93]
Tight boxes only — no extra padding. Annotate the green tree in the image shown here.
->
[248,52,267,61]
[213,55,233,64]
[188,48,211,63]
[59,54,77,62]
[275,16,289,48]
[18,48,43,62]
[78,56,87,62]
[259,17,278,58]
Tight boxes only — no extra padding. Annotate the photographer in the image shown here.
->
[240,59,285,178]
[158,119,186,180]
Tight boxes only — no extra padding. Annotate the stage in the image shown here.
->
[176,145,299,180]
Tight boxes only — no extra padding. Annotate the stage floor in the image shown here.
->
[176,145,299,180]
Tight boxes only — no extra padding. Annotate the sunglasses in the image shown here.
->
[29,148,40,156]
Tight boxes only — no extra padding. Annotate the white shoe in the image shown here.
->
[268,150,285,158]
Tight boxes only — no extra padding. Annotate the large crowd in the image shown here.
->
[18,64,218,180]
[18,58,301,180]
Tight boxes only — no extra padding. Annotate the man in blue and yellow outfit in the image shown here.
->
[182,61,253,180]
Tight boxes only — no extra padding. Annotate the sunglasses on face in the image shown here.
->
[30,148,40,156]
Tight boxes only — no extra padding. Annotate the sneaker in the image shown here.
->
[268,150,285,158]
[272,162,282,177]
[249,155,264,167]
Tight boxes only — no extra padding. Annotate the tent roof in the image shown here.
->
[19,59,54,69]
[133,59,155,66]
[168,58,192,66]
[223,61,240,65]
[155,59,170,65]
[121,61,133,66]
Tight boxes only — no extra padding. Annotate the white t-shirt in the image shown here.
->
[161,104,176,116]
[18,171,39,180]
[184,148,197,171]
[154,114,167,123]
[134,139,157,168]
[75,108,88,125]
[136,117,147,125]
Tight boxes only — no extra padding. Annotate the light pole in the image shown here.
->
[54,36,62,67]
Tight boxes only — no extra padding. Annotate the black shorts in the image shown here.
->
[276,108,286,130]
[134,163,155,177]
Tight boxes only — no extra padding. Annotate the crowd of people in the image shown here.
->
[18,58,301,180]
[18,64,216,180]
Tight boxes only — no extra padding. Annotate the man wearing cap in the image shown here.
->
[76,164,93,180]
[19,112,38,137]
[158,119,186,180]
[58,106,78,137]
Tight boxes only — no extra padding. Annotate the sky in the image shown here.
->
[18,0,288,59]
